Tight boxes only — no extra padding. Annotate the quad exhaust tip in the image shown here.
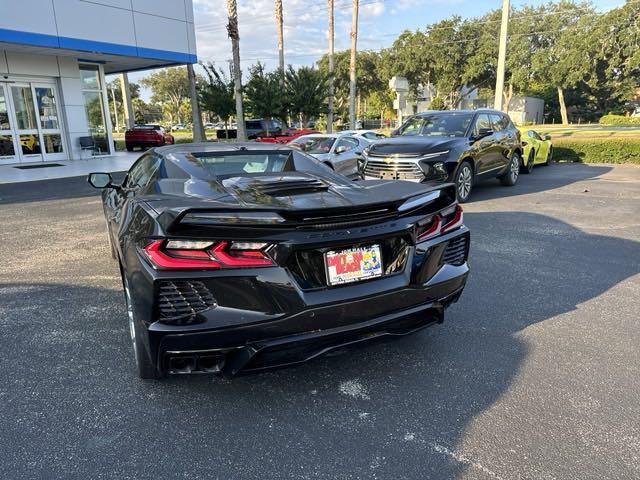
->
[166,352,226,375]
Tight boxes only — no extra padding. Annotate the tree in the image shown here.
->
[285,66,328,126]
[106,79,141,130]
[200,62,235,137]
[348,0,359,128]
[275,0,285,86]
[429,97,446,110]
[244,62,286,133]
[226,0,247,141]
[139,67,190,126]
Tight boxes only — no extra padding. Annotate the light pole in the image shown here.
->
[348,0,359,129]
[494,0,510,111]
[327,0,335,133]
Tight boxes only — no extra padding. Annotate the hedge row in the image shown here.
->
[598,114,640,126]
[553,138,640,164]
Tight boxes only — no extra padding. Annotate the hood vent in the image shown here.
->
[223,175,330,197]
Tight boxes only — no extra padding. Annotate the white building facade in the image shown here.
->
[0,0,197,165]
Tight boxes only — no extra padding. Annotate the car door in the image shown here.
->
[331,137,361,176]
[106,154,162,249]
[471,113,499,174]
[489,113,513,170]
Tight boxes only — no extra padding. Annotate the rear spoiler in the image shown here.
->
[155,183,457,232]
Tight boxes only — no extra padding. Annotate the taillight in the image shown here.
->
[441,205,463,233]
[142,239,274,270]
[415,205,463,241]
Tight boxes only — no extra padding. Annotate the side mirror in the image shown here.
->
[88,172,113,189]
[391,129,399,137]
[335,145,347,154]
[543,134,551,141]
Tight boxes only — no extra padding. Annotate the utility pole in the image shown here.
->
[494,0,510,111]
[348,0,359,129]
[187,63,206,142]
[226,0,247,141]
[327,0,335,133]
[119,73,135,129]
[275,0,285,88]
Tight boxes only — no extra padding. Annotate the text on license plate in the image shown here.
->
[325,245,383,286]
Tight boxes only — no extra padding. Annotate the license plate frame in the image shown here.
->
[324,245,383,286]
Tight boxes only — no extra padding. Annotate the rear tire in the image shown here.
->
[126,144,134,152]
[543,146,553,166]
[454,160,474,203]
[122,274,161,379]
[499,153,521,186]
[522,150,534,174]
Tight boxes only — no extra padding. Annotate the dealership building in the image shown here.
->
[0,0,197,165]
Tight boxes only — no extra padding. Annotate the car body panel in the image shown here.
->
[125,125,174,151]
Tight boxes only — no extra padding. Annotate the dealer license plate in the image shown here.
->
[325,245,383,286]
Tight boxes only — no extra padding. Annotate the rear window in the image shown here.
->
[246,121,263,129]
[193,152,292,176]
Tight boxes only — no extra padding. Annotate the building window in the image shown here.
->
[80,64,109,155]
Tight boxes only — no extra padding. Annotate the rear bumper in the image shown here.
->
[158,284,465,377]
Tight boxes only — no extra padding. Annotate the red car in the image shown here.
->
[125,125,174,151]
[255,128,319,144]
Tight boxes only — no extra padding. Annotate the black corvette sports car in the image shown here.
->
[89,143,470,379]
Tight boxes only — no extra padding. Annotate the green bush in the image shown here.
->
[553,138,640,164]
[598,114,640,126]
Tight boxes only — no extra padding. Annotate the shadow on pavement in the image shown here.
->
[468,162,612,203]
[0,211,638,479]
[0,172,127,205]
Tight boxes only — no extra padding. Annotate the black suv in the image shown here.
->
[361,109,522,202]
[245,118,283,139]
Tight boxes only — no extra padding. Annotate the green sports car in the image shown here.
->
[521,130,553,173]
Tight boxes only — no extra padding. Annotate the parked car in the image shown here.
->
[341,129,387,141]
[204,122,216,129]
[125,125,174,152]
[521,130,553,173]
[255,128,319,144]
[361,109,523,202]
[87,142,470,378]
[246,119,283,139]
[172,124,188,131]
[288,133,371,179]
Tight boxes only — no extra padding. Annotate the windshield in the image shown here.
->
[398,113,473,137]
[290,136,336,154]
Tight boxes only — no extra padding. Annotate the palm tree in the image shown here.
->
[226,0,247,141]
[275,0,285,87]
[348,0,359,129]
[187,63,205,142]
[285,66,328,127]
[327,0,335,133]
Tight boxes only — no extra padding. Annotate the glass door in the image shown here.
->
[0,84,19,164]
[10,83,43,162]
[33,84,66,161]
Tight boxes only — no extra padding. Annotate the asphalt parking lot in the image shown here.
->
[1,163,639,480]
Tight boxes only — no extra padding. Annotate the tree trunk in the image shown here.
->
[275,0,285,88]
[348,0,359,129]
[225,119,229,140]
[188,63,206,143]
[557,86,569,125]
[327,0,335,133]
[503,83,513,114]
[227,0,247,141]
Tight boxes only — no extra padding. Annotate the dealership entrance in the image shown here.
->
[0,79,67,165]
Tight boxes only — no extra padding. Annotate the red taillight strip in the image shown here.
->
[416,215,441,241]
[142,240,275,270]
[210,241,274,267]
[143,240,221,270]
[441,205,464,233]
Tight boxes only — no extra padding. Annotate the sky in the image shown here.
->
[123,0,626,101]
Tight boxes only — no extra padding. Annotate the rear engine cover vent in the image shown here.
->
[252,179,328,196]
[156,281,217,325]
[442,234,469,266]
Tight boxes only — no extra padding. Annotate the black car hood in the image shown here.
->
[141,171,451,230]
[368,136,463,156]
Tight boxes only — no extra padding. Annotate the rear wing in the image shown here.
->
[154,183,458,233]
